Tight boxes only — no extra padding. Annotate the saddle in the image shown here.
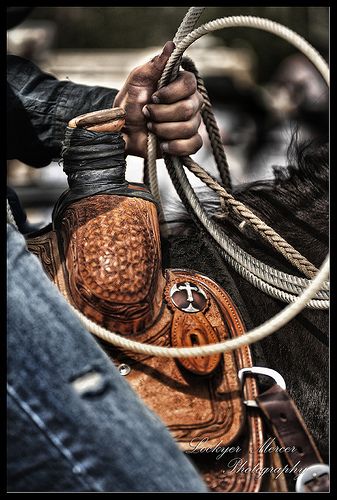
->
[25,108,327,493]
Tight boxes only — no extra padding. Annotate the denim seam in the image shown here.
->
[7,383,103,492]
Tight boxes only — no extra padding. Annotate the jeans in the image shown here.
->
[7,224,208,492]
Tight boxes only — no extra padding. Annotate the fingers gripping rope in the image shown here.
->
[145,7,206,217]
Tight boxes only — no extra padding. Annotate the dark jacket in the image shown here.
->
[7,54,118,167]
[7,54,118,230]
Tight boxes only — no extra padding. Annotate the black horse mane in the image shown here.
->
[234,134,328,207]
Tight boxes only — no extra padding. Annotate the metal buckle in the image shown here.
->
[238,367,286,407]
[295,463,330,492]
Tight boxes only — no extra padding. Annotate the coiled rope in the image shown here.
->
[7,9,329,357]
[167,154,329,309]
[146,11,329,306]
[182,155,319,279]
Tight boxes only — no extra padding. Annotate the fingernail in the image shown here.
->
[147,122,153,131]
[160,142,169,153]
[152,94,160,104]
[142,105,150,118]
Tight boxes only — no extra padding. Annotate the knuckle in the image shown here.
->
[196,91,204,109]
[182,71,197,92]
[185,122,195,137]
[129,65,141,78]
[182,100,195,120]
[184,117,200,138]
[128,65,148,86]
[190,134,203,154]
[171,144,186,156]
[171,134,203,156]
[156,86,169,101]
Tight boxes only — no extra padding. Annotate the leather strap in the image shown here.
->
[256,384,329,492]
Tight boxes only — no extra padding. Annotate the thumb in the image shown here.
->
[128,41,175,87]
[150,40,175,77]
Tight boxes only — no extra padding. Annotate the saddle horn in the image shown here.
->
[56,107,166,335]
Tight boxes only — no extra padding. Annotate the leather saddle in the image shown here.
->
[27,190,274,491]
[24,108,326,492]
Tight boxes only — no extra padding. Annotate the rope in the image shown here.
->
[167,154,329,308]
[6,11,330,357]
[172,7,205,46]
[66,256,329,357]
[5,195,330,354]
[161,16,329,87]
[145,7,206,217]
[146,12,324,284]
[154,13,329,304]
[182,156,319,278]
[181,56,232,189]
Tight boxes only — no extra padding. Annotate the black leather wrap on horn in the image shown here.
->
[53,127,156,224]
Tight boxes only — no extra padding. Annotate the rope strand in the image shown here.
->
[182,156,319,278]
[181,56,232,190]
[65,256,329,357]
[145,7,206,217]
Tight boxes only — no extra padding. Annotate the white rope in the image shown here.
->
[146,7,205,214]
[156,15,329,306]
[161,16,329,86]
[74,14,328,354]
[67,256,329,357]
[226,255,329,309]
[170,155,329,308]
[172,7,205,46]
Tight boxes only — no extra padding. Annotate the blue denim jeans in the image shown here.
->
[7,224,208,492]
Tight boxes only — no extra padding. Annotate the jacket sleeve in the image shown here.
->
[7,54,118,167]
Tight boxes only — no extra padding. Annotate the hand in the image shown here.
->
[113,41,204,158]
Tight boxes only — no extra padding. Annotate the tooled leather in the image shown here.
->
[27,229,70,298]
[170,310,222,375]
[59,195,165,335]
[104,269,265,491]
[185,275,264,492]
[25,199,266,492]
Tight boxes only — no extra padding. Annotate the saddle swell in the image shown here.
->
[59,192,165,335]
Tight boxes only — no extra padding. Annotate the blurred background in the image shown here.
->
[7,6,329,228]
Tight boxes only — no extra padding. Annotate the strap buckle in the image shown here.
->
[238,367,286,407]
